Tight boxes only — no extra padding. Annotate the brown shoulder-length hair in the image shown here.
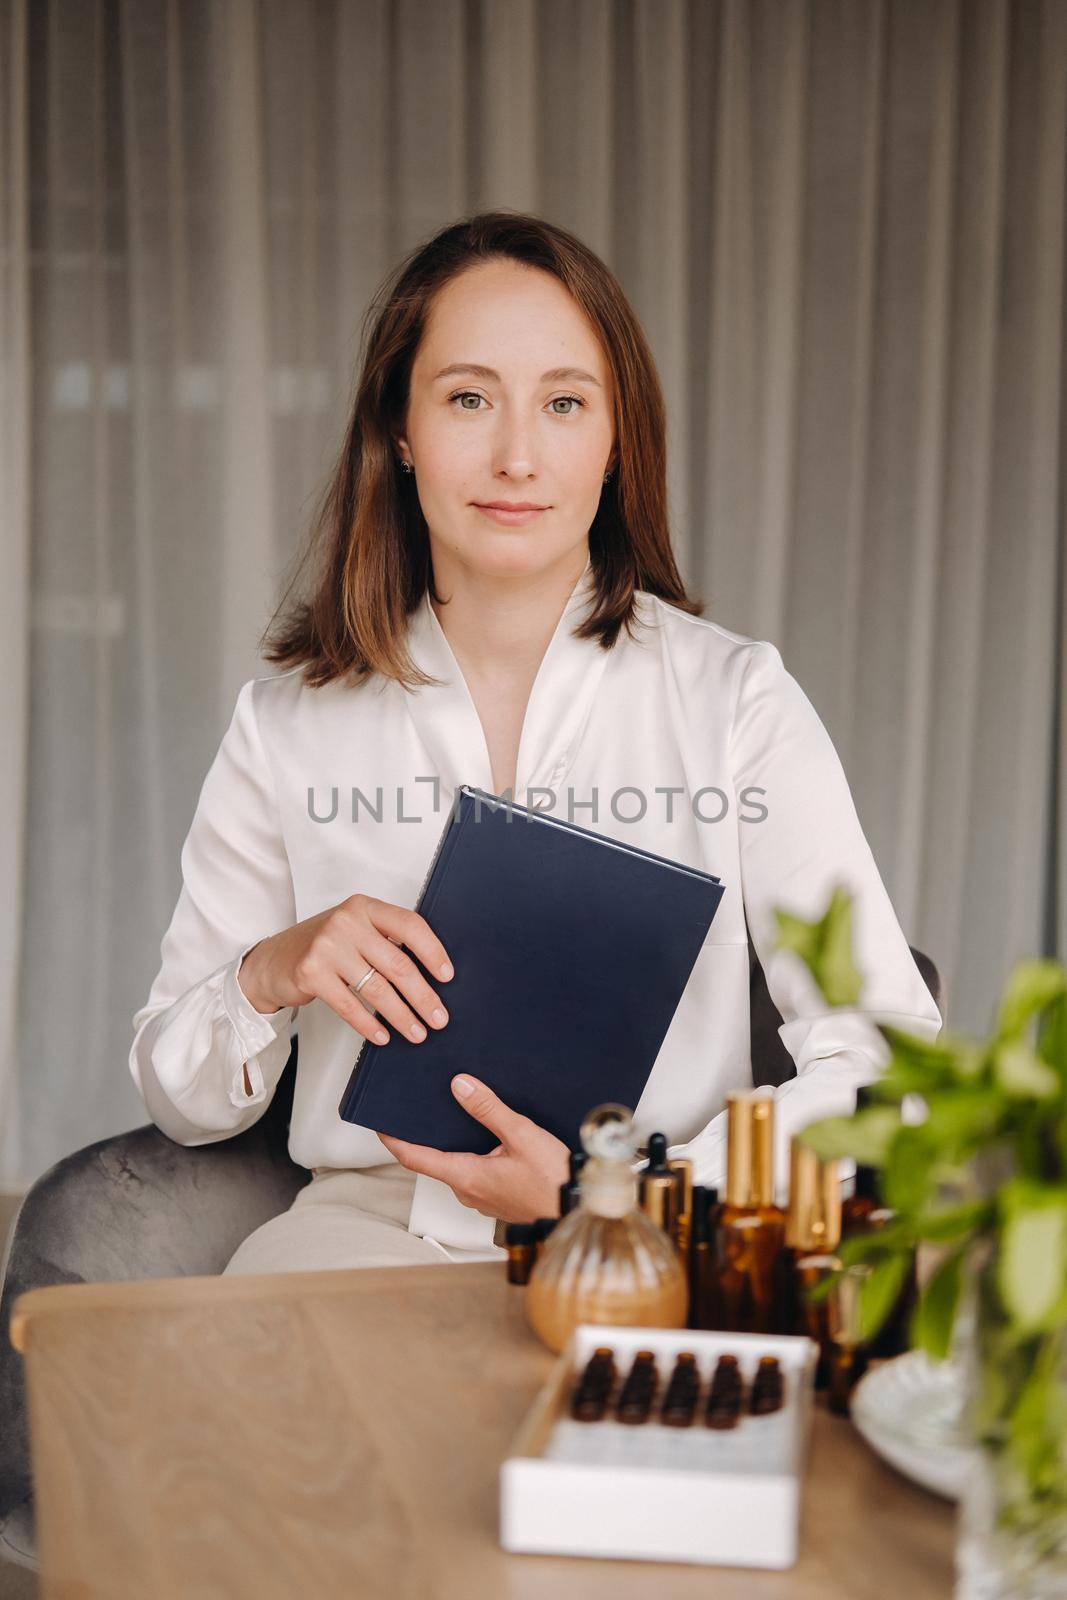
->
[261,209,705,690]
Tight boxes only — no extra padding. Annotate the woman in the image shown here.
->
[129,211,942,1275]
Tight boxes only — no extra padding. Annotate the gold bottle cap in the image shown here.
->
[725,1090,776,1207]
[667,1156,693,1218]
[785,1138,843,1250]
[640,1172,677,1233]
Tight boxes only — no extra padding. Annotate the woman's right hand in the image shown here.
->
[236,894,454,1048]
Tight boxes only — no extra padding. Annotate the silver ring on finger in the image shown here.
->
[353,965,377,994]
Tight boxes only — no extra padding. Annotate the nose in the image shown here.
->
[490,405,539,480]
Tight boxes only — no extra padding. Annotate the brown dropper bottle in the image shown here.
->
[778,1138,842,1382]
[687,1185,720,1329]
[638,1133,678,1240]
[714,1091,786,1332]
[559,1150,588,1217]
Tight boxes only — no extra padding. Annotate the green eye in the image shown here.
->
[446,391,586,414]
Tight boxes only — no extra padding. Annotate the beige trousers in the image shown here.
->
[221,1162,506,1274]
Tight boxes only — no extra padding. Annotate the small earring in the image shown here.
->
[603,469,613,482]
[400,459,414,475]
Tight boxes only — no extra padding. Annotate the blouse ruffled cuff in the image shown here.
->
[220,944,290,1106]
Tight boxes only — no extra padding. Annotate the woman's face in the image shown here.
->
[396,258,616,584]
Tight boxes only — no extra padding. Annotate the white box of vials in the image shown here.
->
[499,1324,818,1569]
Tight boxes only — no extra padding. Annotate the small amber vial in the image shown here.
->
[616,1350,659,1424]
[504,1222,537,1285]
[660,1352,700,1427]
[749,1355,785,1414]
[569,1347,617,1421]
[705,1352,744,1429]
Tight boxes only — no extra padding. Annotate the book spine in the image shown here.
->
[415,789,472,923]
[339,791,472,1124]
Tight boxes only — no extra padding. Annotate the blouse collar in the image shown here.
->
[401,554,614,807]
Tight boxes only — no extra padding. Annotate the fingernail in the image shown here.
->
[410,1022,427,1041]
[375,1030,388,1044]
[439,962,454,980]
[452,1076,473,1098]
[432,1007,447,1026]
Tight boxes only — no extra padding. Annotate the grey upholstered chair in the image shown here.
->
[750,942,942,1088]
[0,1039,309,1571]
[0,946,941,1572]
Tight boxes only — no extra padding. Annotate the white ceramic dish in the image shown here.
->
[850,1350,978,1500]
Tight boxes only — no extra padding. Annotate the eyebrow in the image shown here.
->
[431,362,602,388]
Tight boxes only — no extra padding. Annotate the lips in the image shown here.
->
[473,502,549,526]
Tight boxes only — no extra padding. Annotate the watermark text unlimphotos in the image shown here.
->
[305,778,769,826]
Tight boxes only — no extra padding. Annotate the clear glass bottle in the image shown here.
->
[524,1104,689,1354]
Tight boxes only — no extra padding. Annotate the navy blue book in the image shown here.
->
[337,785,725,1154]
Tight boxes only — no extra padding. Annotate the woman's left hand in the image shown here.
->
[376,1074,572,1224]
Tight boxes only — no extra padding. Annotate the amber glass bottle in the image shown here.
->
[777,1139,842,1379]
[713,1091,786,1333]
[687,1185,720,1329]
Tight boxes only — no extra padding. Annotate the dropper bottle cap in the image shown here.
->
[785,1139,842,1250]
[725,1090,776,1207]
[646,1132,671,1172]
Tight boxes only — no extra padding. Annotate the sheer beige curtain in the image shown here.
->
[1,0,1064,1190]
[1,0,30,1188]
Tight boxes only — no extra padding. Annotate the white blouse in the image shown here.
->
[129,556,942,1256]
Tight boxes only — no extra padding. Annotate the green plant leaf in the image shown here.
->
[883,1125,939,1212]
[993,1040,1061,1101]
[818,891,865,1007]
[774,886,864,1007]
[951,1041,989,1081]
[802,1268,840,1305]
[910,1243,967,1361]
[857,1067,909,1103]
[1036,994,1067,1081]
[879,1025,979,1087]
[913,1200,993,1243]
[857,1252,911,1342]
[838,1222,915,1265]
[798,1105,901,1167]
[997,1183,1067,1332]
[1005,1333,1067,1495]
[996,959,1067,1040]
[920,1088,1008,1157]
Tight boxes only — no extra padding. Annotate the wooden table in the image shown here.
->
[10,1263,955,1598]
